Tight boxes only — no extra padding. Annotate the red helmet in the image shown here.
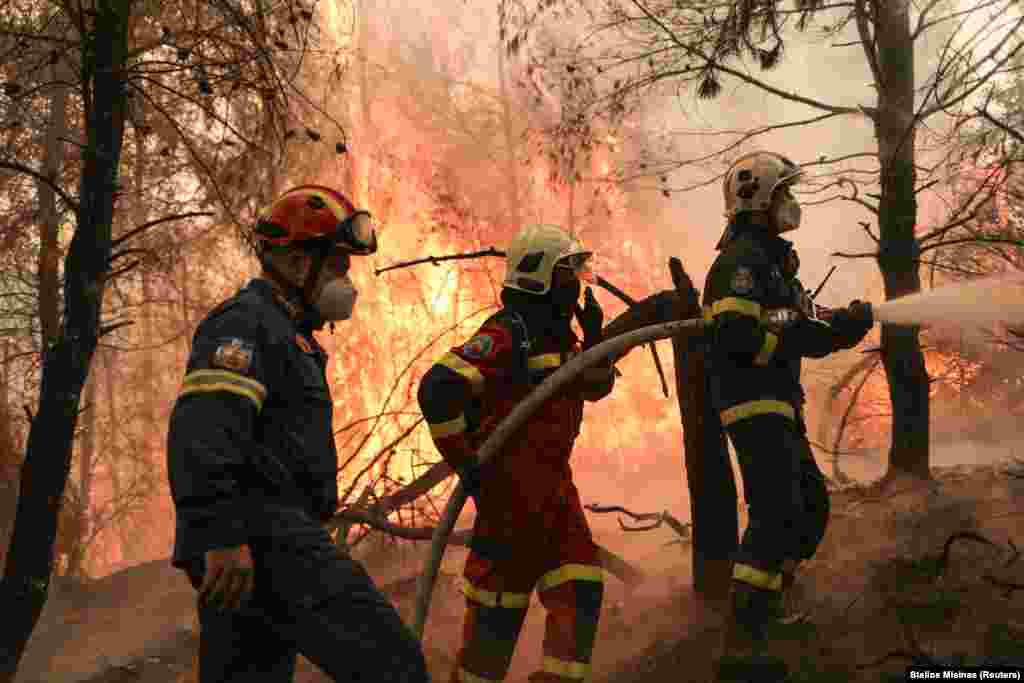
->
[254,185,377,255]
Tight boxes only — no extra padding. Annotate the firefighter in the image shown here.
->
[703,152,873,681]
[166,185,430,683]
[417,224,616,683]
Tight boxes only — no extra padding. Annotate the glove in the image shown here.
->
[577,287,604,350]
[456,458,484,497]
[829,300,873,350]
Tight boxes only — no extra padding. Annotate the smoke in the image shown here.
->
[873,273,1024,328]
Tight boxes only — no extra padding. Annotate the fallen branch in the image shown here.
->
[332,508,644,586]
[983,573,1024,596]
[938,531,1004,574]
[585,503,691,538]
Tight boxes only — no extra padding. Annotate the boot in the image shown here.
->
[714,582,789,682]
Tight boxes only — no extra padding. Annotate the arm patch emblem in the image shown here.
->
[731,266,755,295]
[461,334,494,359]
[212,338,255,372]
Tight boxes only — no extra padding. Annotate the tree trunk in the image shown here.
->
[873,0,931,480]
[0,3,131,678]
[102,348,133,559]
[668,258,737,609]
[65,373,96,580]
[599,279,737,604]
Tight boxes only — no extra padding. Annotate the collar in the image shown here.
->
[248,278,321,334]
[728,223,793,260]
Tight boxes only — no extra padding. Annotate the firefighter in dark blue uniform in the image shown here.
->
[703,152,873,681]
[166,185,430,683]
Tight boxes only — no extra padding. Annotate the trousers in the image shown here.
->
[182,507,430,683]
[725,413,830,594]
[450,483,604,683]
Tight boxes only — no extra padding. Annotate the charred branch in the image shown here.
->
[585,503,692,539]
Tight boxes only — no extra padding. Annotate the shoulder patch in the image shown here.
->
[461,334,495,359]
[731,266,755,295]
[212,338,255,372]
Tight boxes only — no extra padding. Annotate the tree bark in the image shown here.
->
[65,373,96,580]
[0,3,131,678]
[873,0,931,480]
[668,258,736,608]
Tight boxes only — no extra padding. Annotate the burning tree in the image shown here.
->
[498,0,1024,481]
[0,0,349,677]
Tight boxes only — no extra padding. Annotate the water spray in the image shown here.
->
[866,274,1024,329]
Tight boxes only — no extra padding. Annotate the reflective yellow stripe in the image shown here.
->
[179,370,268,412]
[439,352,486,393]
[753,331,779,366]
[543,655,590,680]
[460,578,531,609]
[457,667,501,683]
[719,399,795,426]
[536,564,604,592]
[711,297,762,320]
[733,562,783,591]
[528,353,561,370]
[427,413,468,439]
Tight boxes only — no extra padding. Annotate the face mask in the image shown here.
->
[315,273,358,321]
[773,196,802,232]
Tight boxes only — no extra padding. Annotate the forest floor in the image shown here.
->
[13,460,1024,683]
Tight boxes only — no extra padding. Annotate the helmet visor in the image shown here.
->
[333,211,378,255]
[556,252,596,283]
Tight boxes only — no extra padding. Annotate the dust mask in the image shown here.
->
[773,196,802,233]
[315,273,358,321]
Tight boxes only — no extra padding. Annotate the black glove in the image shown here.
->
[457,459,484,497]
[577,287,604,350]
[829,300,873,350]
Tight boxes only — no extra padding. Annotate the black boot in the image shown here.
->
[714,582,789,682]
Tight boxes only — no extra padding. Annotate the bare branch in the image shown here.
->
[0,160,79,213]
[111,211,215,248]
[626,0,867,117]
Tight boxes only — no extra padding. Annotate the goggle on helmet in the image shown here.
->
[254,185,378,259]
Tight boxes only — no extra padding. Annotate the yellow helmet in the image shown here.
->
[723,151,803,231]
[502,223,592,296]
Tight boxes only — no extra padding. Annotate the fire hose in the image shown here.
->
[412,317,708,640]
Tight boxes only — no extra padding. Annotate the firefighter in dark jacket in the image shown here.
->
[417,224,616,683]
[703,152,873,680]
[166,185,430,683]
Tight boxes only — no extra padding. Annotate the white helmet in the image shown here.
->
[503,223,593,296]
[723,151,803,232]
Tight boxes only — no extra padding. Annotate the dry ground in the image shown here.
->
[13,460,1024,683]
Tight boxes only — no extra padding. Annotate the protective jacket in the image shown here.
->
[702,225,860,428]
[418,292,614,683]
[167,278,338,567]
[418,300,613,528]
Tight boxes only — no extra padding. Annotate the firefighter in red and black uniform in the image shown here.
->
[417,224,616,683]
[166,185,430,683]
[703,152,874,681]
